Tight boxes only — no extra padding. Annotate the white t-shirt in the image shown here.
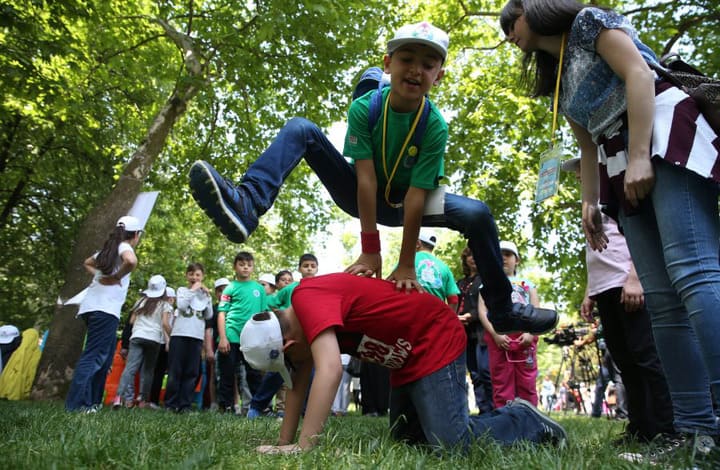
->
[78,242,134,319]
[131,298,172,344]
[171,287,213,340]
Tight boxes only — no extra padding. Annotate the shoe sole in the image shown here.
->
[511,398,567,448]
[188,160,249,243]
[494,308,560,335]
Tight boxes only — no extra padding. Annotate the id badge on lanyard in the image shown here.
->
[535,146,562,203]
[535,33,568,204]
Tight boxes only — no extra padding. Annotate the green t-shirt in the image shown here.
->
[218,280,268,343]
[268,281,299,310]
[343,87,447,197]
[414,251,460,302]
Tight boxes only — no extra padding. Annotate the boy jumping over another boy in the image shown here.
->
[189,21,556,335]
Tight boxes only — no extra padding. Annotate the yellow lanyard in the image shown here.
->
[381,91,425,208]
[551,33,567,144]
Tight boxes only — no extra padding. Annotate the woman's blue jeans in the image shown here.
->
[620,159,720,435]
[389,351,550,451]
[65,311,119,411]
[239,117,511,313]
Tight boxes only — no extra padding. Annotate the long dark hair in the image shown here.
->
[460,246,476,277]
[133,296,164,317]
[96,225,138,275]
[500,0,605,97]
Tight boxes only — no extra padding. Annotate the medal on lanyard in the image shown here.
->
[382,92,425,208]
[535,33,567,203]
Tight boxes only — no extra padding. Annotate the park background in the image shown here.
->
[0,0,717,401]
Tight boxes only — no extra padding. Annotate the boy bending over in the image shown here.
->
[240,273,566,454]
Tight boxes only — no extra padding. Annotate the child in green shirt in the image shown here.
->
[189,22,555,335]
[216,251,267,413]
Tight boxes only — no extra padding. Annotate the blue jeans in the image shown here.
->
[389,352,550,451]
[250,371,284,411]
[620,159,720,435]
[591,365,610,418]
[474,341,494,414]
[239,117,512,314]
[65,311,119,411]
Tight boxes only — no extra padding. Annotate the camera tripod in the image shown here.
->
[554,342,602,414]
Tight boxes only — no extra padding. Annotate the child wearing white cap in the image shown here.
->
[113,274,173,409]
[240,273,566,454]
[164,262,214,412]
[414,229,460,308]
[189,20,556,337]
[65,215,142,412]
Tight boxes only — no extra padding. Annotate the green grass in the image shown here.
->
[0,400,659,469]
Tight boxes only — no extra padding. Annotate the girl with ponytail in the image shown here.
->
[66,215,142,412]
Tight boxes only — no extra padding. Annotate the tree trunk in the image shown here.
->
[31,84,200,400]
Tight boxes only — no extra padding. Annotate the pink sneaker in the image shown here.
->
[112,396,122,409]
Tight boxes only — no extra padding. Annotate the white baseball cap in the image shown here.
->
[165,286,176,298]
[0,325,20,345]
[116,215,142,232]
[259,274,276,286]
[190,293,210,312]
[214,277,231,289]
[240,311,293,389]
[143,275,167,298]
[418,229,438,247]
[499,241,520,260]
[387,21,449,61]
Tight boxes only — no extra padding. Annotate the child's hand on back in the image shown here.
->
[345,253,382,278]
[387,265,424,294]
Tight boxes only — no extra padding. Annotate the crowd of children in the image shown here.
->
[85,226,557,422]
[60,4,720,464]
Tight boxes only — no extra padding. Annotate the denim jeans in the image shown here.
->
[239,117,512,314]
[250,371,284,411]
[620,159,720,435]
[389,351,551,451]
[591,365,610,418]
[474,341,494,414]
[117,337,161,402]
[65,311,119,411]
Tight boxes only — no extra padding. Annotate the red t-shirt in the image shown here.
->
[291,273,466,387]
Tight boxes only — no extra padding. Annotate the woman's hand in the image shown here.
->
[624,156,655,207]
[582,202,608,251]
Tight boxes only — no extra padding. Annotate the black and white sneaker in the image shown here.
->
[619,432,718,467]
